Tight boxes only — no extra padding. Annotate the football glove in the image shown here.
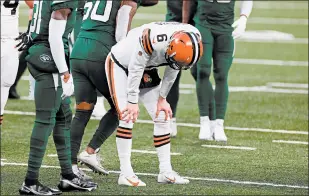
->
[232,15,248,39]
[15,32,32,51]
[61,74,74,100]
[15,20,32,51]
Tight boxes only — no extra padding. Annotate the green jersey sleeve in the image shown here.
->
[51,0,77,11]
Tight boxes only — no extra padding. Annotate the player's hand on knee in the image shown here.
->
[122,103,139,123]
[61,72,74,99]
[156,96,172,121]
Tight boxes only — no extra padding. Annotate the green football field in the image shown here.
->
[1,1,308,195]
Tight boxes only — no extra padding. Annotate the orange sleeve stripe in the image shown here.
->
[142,29,153,55]
[153,135,170,141]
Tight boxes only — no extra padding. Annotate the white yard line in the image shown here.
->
[236,38,308,44]
[272,140,308,145]
[47,150,182,157]
[267,83,308,89]
[179,86,308,95]
[19,76,309,95]
[47,154,58,157]
[1,161,308,189]
[132,149,182,155]
[4,110,307,135]
[233,58,308,67]
[1,159,7,161]
[202,145,256,151]
[235,2,308,10]
[133,13,308,25]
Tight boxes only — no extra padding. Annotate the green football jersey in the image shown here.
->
[29,0,77,54]
[77,0,122,47]
[194,0,235,32]
[73,0,86,41]
[166,0,196,25]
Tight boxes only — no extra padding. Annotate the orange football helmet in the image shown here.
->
[166,31,203,70]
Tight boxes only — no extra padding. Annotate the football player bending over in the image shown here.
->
[106,22,203,186]
[69,0,139,180]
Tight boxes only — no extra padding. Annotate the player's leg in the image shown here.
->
[212,31,234,142]
[23,64,62,186]
[53,96,74,178]
[53,95,97,191]
[166,71,181,137]
[194,24,215,140]
[76,57,118,176]
[9,49,28,99]
[139,85,189,184]
[0,40,19,125]
[106,55,145,186]
[70,59,97,172]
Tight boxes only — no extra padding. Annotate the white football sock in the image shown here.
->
[154,112,172,173]
[116,120,134,175]
[210,120,216,130]
[216,119,224,126]
[200,116,210,123]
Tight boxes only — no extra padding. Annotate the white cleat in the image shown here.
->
[158,171,190,184]
[92,97,106,118]
[213,119,227,142]
[72,165,92,181]
[199,117,213,140]
[170,118,177,137]
[118,174,146,187]
[77,149,109,175]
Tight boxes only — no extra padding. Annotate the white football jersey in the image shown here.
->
[111,22,201,103]
[1,0,19,39]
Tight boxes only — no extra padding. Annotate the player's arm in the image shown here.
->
[232,0,253,39]
[182,0,196,23]
[49,7,72,75]
[126,29,152,104]
[139,0,158,7]
[116,0,138,42]
[160,67,179,100]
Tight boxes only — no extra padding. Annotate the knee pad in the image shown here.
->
[198,64,212,80]
[214,71,228,83]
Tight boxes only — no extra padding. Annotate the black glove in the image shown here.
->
[15,20,32,51]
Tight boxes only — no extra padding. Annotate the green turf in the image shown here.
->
[1,2,308,196]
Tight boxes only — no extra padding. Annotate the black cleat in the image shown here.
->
[19,182,60,195]
[58,176,97,192]
[9,87,20,99]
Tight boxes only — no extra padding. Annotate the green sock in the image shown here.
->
[26,111,56,180]
[88,108,119,149]
[53,98,74,176]
[70,109,92,164]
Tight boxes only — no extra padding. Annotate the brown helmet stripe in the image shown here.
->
[185,32,196,67]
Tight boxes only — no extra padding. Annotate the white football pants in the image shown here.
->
[105,54,172,175]
[1,39,19,115]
